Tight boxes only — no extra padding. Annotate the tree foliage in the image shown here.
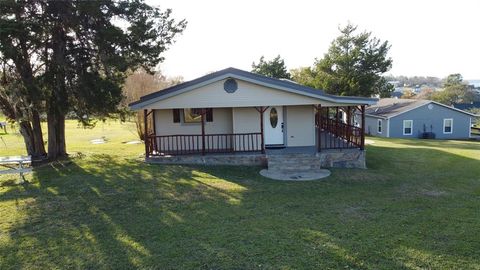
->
[291,23,393,97]
[401,89,416,99]
[431,74,477,105]
[122,69,182,140]
[0,0,186,159]
[252,55,291,79]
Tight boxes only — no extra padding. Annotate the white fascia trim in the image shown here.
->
[365,113,388,119]
[431,101,478,117]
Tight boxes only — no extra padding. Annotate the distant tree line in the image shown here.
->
[395,73,480,106]
[429,74,480,105]
[383,75,442,88]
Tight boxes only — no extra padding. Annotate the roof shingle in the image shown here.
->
[365,98,430,118]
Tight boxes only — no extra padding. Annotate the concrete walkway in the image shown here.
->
[259,169,331,181]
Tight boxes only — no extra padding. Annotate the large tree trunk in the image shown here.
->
[47,108,66,160]
[47,5,68,161]
[31,109,47,159]
[0,95,47,159]
[17,120,48,159]
[18,121,35,156]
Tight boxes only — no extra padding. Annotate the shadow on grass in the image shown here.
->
[1,145,480,269]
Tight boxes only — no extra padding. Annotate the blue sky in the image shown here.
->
[148,0,480,80]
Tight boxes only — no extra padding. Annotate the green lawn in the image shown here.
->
[1,120,480,269]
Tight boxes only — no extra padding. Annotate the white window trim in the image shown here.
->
[386,119,390,137]
[403,120,413,135]
[443,118,453,134]
[377,119,382,134]
[469,117,472,138]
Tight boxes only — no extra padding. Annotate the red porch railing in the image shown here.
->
[318,118,362,149]
[314,105,365,150]
[147,133,262,156]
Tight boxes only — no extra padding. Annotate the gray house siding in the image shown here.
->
[365,116,388,137]
[388,103,471,139]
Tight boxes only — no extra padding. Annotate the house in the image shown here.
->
[129,67,376,168]
[453,101,480,111]
[364,98,477,139]
[390,91,403,99]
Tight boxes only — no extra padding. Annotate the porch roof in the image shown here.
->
[129,67,377,110]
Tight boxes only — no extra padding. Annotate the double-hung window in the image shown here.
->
[443,118,453,134]
[377,119,382,134]
[403,120,413,135]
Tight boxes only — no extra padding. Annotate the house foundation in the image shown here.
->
[316,149,366,169]
[146,148,366,169]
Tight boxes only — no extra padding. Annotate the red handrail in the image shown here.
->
[318,118,362,149]
[148,133,262,156]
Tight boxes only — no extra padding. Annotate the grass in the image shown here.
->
[1,120,480,269]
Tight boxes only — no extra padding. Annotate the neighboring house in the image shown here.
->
[129,67,376,168]
[364,98,477,139]
[391,91,402,99]
[453,101,480,111]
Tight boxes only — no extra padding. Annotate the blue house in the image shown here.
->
[453,101,480,111]
[364,98,477,139]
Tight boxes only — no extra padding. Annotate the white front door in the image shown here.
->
[264,106,284,145]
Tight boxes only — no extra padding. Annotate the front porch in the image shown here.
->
[143,105,367,169]
[144,105,366,156]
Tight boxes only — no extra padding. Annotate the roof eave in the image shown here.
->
[365,113,389,119]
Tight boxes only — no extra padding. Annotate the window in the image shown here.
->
[206,109,213,122]
[177,108,213,123]
[377,119,382,133]
[183,108,202,123]
[172,109,180,123]
[403,120,413,135]
[270,108,278,128]
[443,118,453,134]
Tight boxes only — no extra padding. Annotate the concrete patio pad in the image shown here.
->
[259,169,331,181]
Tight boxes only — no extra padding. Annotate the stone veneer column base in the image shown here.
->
[146,149,366,169]
[147,154,267,167]
[316,149,366,169]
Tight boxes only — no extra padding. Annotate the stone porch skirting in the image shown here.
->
[146,148,366,169]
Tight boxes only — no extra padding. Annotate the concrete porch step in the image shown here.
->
[267,153,316,159]
[266,153,323,172]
